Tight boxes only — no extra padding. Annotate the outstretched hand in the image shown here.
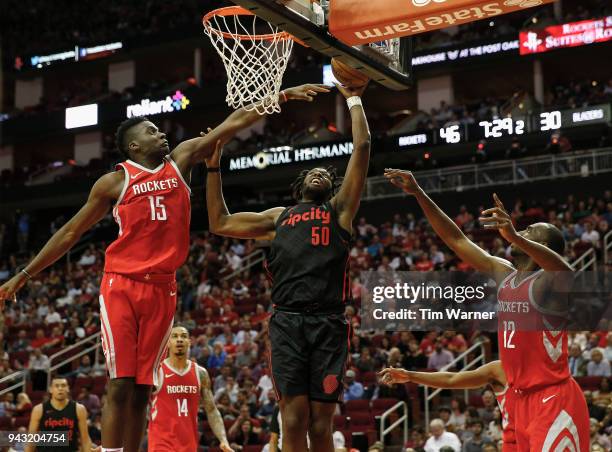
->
[378,367,411,386]
[283,84,330,102]
[479,193,520,243]
[383,168,421,195]
[0,273,27,310]
[335,81,368,99]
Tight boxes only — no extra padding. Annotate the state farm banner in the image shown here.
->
[329,0,555,45]
[520,16,612,55]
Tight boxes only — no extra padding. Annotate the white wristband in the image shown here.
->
[346,96,362,110]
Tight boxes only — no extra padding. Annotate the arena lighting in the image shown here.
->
[126,90,191,118]
[65,104,99,129]
[520,16,612,55]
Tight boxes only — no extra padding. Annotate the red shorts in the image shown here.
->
[99,272,176,385]
[513,378,589,452]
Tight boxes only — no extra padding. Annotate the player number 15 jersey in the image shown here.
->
[104,157,191,276]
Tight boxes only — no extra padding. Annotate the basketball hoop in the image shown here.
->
[203,6,297,115]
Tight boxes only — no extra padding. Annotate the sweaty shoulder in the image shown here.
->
[92,170,125,201]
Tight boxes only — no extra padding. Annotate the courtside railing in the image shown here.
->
[0,332,102,397]
[380,400,408,447]
[423,341,487,431]
[46,332,102,388]
[221,248,266,282]
[604,230,612,265]
[365,148,612,200]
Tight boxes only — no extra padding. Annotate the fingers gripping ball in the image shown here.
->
[331,58,370,89]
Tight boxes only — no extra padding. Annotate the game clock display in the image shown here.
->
[397,103,611,149]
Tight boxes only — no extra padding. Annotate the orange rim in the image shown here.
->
[203,6,295,42]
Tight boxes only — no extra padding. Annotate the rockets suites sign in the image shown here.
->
[520,16,612,55]
[329,0,555,45]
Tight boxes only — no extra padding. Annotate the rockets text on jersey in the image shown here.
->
[104,157,191,276]
[148,359,201,452]
[497,270,570,390]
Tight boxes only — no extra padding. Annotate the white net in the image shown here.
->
[204,9,295,115]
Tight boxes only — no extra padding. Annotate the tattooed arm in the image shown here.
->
[200,366,233,452]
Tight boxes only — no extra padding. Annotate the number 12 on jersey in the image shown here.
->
[502,320,516,349]
[177,398,188,416]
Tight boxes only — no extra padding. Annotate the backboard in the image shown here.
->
[228,0,413,90]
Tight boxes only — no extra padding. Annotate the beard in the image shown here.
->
[302,184,330,203]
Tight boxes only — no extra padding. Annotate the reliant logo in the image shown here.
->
[126,90,191,118]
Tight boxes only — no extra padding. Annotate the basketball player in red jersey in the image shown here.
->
[379,361,516,451]
[0,83,328,452]
[148,325,232,452]
[384,169,589,451]
[206,82,370,452]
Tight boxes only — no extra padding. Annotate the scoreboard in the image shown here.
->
[397,104,611,149]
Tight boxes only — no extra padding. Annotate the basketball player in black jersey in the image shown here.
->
[26,377,93,452]
[205,83,370,452]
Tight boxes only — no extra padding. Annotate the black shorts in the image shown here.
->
[269,310,351,403]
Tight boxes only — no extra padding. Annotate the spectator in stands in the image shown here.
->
[587,349,611,377]
[402,339,427,370]
[605,332,612,362]
[448,397,467,431]
[216,392,239,421]
[343,369,364,401]
[28,348,50,391]
[427,339,454,371]
[225,249,243,272]
[355,347,377,373]
[568,343,587,377]
[11,330,29,352]
[255,389,276,424]
[487,407,503,444]
[424,418,461,452]
[230,419,260,449]
[455,205,474,230]
[181,311,196,331]
[438,406,452,429]
[462,419,493,452]
[215,376,239,406]
[208,342,227,370]
[593,378,611,406]
[44,305,61,325]
[73,355,93,377]
[581,221,601,248]
[367,235,384,258]
[235,337,257,368]
[231,280,249,300]
[477,390,497,425]
[584,391,606,422]
[442,331,468,354]
[214,365,233,393]
[228,404,262,440]
[77,246,97,266]
[234,319,257,345]
[415,253,434,272]
[77,386,101,418]
[219,305,239,327]
[590,417,612,450]
[13,393,32,417]
[357,217,378,239]
[91,354,106,377]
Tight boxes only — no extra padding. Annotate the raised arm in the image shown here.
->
[204,141,284,240]
[171,84,330,173]
[330,84,371,231]
[379,360,505,390]
[480,194,573,272]
[200,366,233,452]
[384,169,513,276]
[25,404,43,452]
[0,172,121,307]
[76,403,93,452]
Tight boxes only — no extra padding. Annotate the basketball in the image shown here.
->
[331,58,370,89]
